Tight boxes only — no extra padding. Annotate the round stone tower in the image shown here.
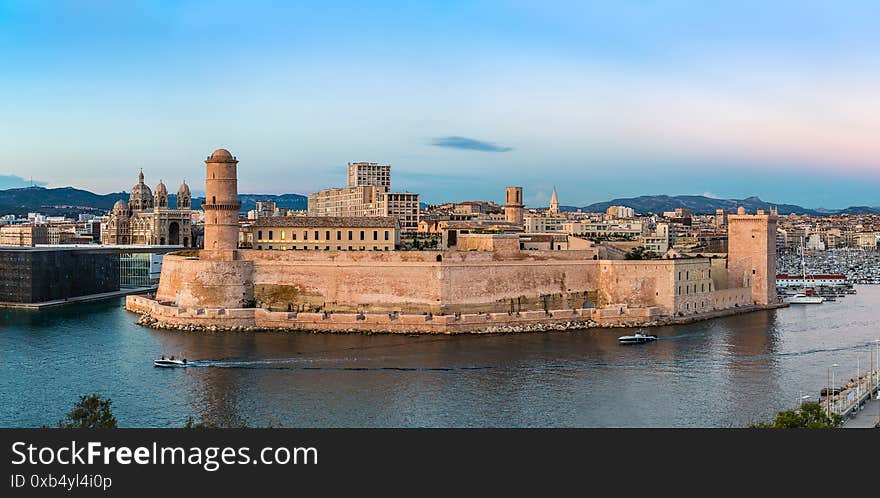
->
[203,148,240,259]
[155,148,254,309]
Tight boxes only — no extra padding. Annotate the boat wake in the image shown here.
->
[178,341,880,373]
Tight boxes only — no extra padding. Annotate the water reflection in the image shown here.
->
[2,287,880,427]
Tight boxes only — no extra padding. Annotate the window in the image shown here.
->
[268,230,273,240]
[281,231,285,240]
[360,231,365,240]
[348,231,353,240]
[337,231,341,240]
[304,231,308,240]
[315,231,319,240]
[258,230,263,240]
[292,232,297,240]
[384,231,389,241]
[326,231,330,240]
[373,230,378,241]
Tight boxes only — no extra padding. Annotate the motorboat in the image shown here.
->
[154,357,188,368]
[784,293,824,304]
[618,331,658,344]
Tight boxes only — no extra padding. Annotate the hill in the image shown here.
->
[577,195,851,216]
[0,186,308,217]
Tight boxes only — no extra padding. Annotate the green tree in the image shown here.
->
[58,394,117,428]
[748,402,842,428]
[625,247,659,260]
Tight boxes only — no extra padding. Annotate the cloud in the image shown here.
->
[431,136,513,153]
[0,174,47,190]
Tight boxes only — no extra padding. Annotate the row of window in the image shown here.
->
[677,269,711,280]
[677,283,712,295]
[257,229,391,242]
[257,245,390,251]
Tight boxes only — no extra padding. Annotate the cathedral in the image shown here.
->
[101,170,193,246]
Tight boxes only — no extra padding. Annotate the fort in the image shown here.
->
[127,148,785,334]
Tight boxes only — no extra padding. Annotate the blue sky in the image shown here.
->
[1,1,879,208]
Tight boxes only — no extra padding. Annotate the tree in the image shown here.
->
[748,402,842,428]
[625,246,659,260]
[58,394,117,428]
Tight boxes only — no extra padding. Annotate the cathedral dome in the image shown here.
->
[208,148,235,161]
[112,199,129,216]
[154,180,167,195]
[178,181,190,196]
[129,170,153,210]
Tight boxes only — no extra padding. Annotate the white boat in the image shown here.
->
[154,357,188,368]
[784,293,824,304]
[618,331,658,344]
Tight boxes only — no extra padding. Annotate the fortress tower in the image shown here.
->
[504,186,524,225]
[203,148,241,259]
[727,207,778,305]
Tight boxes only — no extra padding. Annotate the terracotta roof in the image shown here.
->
[254,216,398,228]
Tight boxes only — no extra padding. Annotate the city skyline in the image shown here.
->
[2,1,880,208]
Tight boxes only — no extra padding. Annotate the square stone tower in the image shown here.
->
[727,207,778,305]
[504,186,523,225]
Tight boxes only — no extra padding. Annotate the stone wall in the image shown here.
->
[127,294,667,333]
[238,248,603,314]
[155,255,254,308]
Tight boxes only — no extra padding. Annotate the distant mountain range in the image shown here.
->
[0,186,307,217]
[567,195,880,216]
[1,187,877,218]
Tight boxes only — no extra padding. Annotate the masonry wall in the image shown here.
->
[237,248,602,314]
[156,255,253,308]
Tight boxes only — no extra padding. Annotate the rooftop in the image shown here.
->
[254,216,398,228]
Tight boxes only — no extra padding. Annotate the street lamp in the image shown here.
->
[799,394,811,411]
[874,340,880,400]
[831,363,839,416]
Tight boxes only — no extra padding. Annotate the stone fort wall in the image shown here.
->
[241,248,603,314]
[154,246,755,325]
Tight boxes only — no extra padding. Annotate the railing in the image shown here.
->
[201,203,241,211]
[821,369,880,418]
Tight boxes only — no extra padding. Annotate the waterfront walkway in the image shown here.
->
[0,286,157,310]
[821,368,880,428]
[842,397,880,428]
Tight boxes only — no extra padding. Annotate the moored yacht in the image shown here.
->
[784,293,824,304]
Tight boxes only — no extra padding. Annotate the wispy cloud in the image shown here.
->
[431,136,513,153]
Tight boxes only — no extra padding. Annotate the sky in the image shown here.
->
[1,1,879,209]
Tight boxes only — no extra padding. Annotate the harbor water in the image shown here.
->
[3,286,880,428]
